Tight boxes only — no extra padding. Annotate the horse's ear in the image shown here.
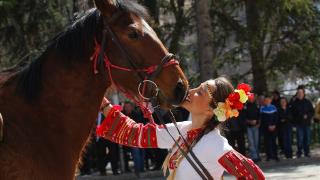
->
[94,0,117,17]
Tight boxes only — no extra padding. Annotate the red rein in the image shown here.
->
[90,39,179,75]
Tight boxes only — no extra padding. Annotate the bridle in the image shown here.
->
[90,10,181,120]
[92,9,212,180]
[91,11,180,100]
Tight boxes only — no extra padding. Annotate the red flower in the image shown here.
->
[247,92,254,101]
[113,105,122,111]
[228,92,240,103]
[237,83,251,93]
[231,101,244,110]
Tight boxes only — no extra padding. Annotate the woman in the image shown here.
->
[97,77,265,180]
[278,97,293,159]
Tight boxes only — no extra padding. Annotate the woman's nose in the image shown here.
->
[188,88,196,96]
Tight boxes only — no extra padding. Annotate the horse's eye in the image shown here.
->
[128,31,139,40]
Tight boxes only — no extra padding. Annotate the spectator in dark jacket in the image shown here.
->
[96,112,120,175]
[260,95,279,161]
[122,101,146,176]
[290,88,314,157]
[225,115,246,156]
[272,90,281,109]
[278,97,293,158]
[243,95,260,162]
[272,90,284,152]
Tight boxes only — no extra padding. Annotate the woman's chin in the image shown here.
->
[181,101,191,111]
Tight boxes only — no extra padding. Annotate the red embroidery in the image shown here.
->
[96,107,158,148]
[218,151,265,180]
[140,123,158,148]
[168,128,203,170]
[168,138,185,169]
[96,107,118,137]
[187,128,203,140]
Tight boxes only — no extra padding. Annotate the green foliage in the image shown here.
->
[0,0,75,69]
[209,0,320,90]
[1,0,319,91]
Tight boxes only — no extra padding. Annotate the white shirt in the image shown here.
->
[156,121,233,180]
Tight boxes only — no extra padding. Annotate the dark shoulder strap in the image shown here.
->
[154,110,210,180]
[168,111,213,180]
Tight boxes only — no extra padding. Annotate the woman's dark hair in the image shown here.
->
[280,97,288,107]
[280,97,288,102]
[192,77,234,147]
[209,77,235,109]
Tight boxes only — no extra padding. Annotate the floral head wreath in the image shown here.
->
[207,83,253,122]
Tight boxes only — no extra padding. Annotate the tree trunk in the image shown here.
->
[142,0,162,37]
[249,48,268,95]
[87,0,95,8]
[195,0,214,82]
[169,0,185,53]
[143,0,159,24]
[73,0,78,14]
[245,0,268,95]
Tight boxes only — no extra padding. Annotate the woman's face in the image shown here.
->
[280,98,287,107]
[182,81,214,116]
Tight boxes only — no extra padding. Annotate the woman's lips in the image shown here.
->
[185,93,191,103]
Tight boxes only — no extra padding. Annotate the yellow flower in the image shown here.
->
[213,102,227,122]
[235,89,248,103]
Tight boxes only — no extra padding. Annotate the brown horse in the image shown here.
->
[0,0,188,179]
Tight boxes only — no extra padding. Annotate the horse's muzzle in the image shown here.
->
[171,78,189,106]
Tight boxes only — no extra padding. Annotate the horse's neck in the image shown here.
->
[0,54,109,175]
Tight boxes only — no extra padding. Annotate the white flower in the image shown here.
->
[213,102,227,122]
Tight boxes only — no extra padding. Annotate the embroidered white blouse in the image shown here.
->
[97,107,265,180]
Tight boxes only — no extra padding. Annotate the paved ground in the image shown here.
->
[261,163,320,180]
[77,148,320,180]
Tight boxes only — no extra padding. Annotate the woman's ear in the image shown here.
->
[206,108,214,119]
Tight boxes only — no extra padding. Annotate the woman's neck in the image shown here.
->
[191,113,208,129]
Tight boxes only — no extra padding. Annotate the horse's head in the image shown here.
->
[94,0,188,108]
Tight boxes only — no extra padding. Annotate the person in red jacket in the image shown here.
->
[97,77,265,180]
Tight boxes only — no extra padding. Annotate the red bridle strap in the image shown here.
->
[90,39,179,75]
[91,39,175,122]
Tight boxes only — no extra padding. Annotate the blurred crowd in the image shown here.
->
[79,85,320,176]
[226,85,320,162]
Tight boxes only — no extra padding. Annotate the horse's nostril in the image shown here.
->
[177,82,183,89]
[172,78,187,106]
[176,78,184,88]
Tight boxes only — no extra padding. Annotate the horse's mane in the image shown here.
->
[0,9,101,99]
[1,1,149,100]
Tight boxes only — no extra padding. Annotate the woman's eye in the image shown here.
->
[128,31,139,39]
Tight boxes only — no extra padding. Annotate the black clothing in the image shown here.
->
[278,107,292,127]
[243,102,260,127]
[96,139,119,174]
[96,113,119,175]
[290,98,315,126]
[272,98,281,110]
[226,116,246,156]
[226,130,246,156]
